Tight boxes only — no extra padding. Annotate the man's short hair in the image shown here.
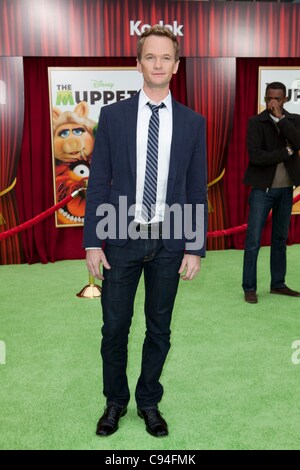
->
[266,82,287,96]
[137,25,180,62]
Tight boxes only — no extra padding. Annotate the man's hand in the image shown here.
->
[267,99,284,119]
[86,249,111,281]
[178,254,201,281]
[298,150,300,158]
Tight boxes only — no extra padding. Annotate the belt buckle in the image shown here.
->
[137,222,162,238]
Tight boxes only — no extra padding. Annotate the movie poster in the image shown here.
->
[258,67,300,214]
[48,67,143,227]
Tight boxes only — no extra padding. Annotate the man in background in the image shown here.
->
[243,81,300,304]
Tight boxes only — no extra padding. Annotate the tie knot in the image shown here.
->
[147,102,165,113]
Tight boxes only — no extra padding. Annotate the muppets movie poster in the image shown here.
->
[48,67,143,227]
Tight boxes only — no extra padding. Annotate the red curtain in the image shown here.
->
[2,1,300,59]
[16,56,186,263]
[186,58,236,249]
[225,58,300,249]
[0,57,24,264]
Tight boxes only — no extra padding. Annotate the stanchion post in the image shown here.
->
[76,177,101,298]
[76,272,101,298]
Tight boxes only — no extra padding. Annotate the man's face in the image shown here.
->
[265,88,287,114]
[137,35,179,89]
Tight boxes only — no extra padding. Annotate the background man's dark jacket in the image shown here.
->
[244,109,300,189]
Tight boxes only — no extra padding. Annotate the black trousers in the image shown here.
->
[101,237,183,409]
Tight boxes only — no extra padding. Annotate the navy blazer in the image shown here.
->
[83,92,208,256]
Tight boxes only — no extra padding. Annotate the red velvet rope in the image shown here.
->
[1,192,300,242]
[0,193,75,241]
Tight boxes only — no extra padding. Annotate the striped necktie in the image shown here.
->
[142,102,165,222]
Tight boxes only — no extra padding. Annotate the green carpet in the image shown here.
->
[1,246,300,450]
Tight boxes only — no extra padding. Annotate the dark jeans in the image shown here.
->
[101,237,184,409]
[242,187,293,292]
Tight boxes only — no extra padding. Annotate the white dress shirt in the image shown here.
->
[135,89,173,223]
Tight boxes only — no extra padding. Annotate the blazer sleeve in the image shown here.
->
[185,114,208,257]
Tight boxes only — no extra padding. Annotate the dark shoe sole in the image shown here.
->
[145,428,168,437]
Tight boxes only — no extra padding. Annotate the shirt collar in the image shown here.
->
[270,113,280,123]
[139,88,172,111]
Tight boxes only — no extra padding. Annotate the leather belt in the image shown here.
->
[135,222,163,235]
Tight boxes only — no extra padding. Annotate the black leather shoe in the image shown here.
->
[270,286,300,297]
[96,404,127,436]
[138,408,168,437]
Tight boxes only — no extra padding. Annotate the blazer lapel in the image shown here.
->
[125,92,140,182]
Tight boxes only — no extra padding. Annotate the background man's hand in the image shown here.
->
[267,99,283,119]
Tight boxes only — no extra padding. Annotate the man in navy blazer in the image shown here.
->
[84,25,207,437]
